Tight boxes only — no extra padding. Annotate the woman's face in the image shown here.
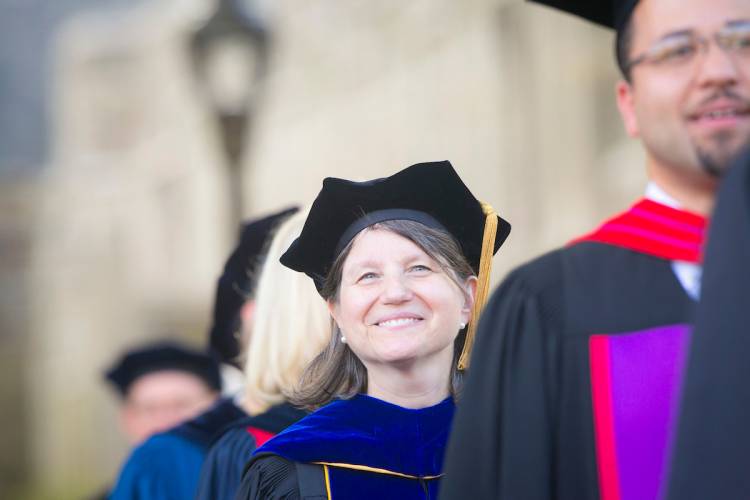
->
[329,228,476,370]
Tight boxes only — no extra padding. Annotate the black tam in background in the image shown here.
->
[207,207,297,367]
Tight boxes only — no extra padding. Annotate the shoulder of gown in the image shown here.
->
[235,453,301,500]
[440,247,568,500]
[198,402,308,500]
[195,425,258,500]
[442,241,688,500]
[109,433,204,500]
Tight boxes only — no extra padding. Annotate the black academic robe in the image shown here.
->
[666,153,750,500]
[441,199,704,500]
[194,402,306,500]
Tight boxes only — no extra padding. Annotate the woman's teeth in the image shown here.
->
[378,318,420,328]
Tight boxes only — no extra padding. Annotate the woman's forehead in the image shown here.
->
[344,228,430,266]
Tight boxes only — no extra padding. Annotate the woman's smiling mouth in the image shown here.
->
[374,316,424,329]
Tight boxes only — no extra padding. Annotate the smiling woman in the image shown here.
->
[291,219,476,412]
[235,161,511,500]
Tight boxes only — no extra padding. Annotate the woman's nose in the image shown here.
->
[381,274,413,303]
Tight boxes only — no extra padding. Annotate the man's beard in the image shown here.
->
[691,87,750,178]
[694,129,749,178]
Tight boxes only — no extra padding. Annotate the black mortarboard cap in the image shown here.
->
[281,161,510,291]
[207,207,298,367]
[528,0,639,31]
[105,341,222,397]
[280,161,511,370]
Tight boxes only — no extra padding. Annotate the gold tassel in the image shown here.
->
[458,201,498,371]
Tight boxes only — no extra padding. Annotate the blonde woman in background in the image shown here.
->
[195,208,331,500]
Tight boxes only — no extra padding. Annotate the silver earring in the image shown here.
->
[340,335,347,344]
[459,322,466,330]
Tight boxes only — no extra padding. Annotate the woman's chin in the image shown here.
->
[370,346,422,366]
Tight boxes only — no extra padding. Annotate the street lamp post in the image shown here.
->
[190,0,269,228]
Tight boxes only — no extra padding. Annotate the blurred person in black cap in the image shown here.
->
[105,341,222,446]
[234,161,511,499]
[108,208,296,500]
[208,206,300,372]
[195,208,330,500]
[442,1,750,499]
[93,341,221,500]
[666,150,750,500]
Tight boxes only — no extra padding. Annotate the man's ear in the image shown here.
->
[616,79,640,138]
[120,404,139,445]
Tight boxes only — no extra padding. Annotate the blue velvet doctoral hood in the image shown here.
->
[254,394,455,477]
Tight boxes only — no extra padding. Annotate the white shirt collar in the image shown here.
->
[644,182,682,209]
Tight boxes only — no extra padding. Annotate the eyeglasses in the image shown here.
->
[626,22,750,72]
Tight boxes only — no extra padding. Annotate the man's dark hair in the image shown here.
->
[616,17,635,81]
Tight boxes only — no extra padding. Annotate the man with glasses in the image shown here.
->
[442,1,750,499]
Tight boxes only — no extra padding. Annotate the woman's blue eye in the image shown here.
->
[359,272,377,281]
[411,265,431,273]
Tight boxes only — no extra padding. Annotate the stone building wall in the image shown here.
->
[28,1,231,495]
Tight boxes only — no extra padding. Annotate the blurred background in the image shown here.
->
[0,0,645,498]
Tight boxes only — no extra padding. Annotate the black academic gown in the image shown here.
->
[441,199,704,500]
[194,402,306,500]
[666,153,750,500]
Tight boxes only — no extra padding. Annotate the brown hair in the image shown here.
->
[288,219,475,411]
